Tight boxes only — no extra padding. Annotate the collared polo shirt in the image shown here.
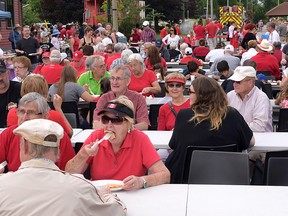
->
[77,71,110,95]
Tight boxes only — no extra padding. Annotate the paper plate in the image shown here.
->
[91,180,124,192]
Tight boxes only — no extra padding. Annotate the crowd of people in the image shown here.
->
[0,17,288,214]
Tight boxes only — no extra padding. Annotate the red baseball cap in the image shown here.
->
[42,52,50,58]
[72,51,84,61]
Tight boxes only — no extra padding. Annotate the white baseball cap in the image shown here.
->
[229,66,256,82]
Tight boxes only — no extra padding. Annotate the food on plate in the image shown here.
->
[107,183,123,189]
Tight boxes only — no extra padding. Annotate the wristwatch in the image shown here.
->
[141,177,148,189]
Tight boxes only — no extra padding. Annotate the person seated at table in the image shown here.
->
[193,38,210,58]
[0,92,75,172]
[275,77,288,108]
[12,56,32,83]
[0,119,126,216]
[174,43,189,62]
[227,66,273,132]
[209,45,240,73]
[144,46,167,71]
[165,77,255,183]
[77,55,110,96]
[240,40,258,65]
[93,65,149,131]
[216,60,233,93]
[179,47,202,66]
[204,42,225,63]
[153,63,165,81]
[66,96,170,190]
[168,42,181,62]
[127,53,161,96]
[49,65,96,103]
[158,72,190,131]
[183,60,206,79]
[7,75,73,137]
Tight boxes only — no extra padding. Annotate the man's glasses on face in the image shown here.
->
[110,76,125,82]
[17,109,42,117]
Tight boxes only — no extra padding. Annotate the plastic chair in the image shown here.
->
[182,144,238,183]
[48,101,80,128]
[263,150,288,185]
[64,113,77,128]
[262,83,273,99]
[277,109,288,132]
[148,104,162,130]
[188,150,250,185]
[267,157,288,186]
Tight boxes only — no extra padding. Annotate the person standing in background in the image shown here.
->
[8,24,22,50]
[206,18,218,50]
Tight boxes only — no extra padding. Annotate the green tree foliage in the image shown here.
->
[23,0,42,25]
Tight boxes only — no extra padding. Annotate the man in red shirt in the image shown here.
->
[70,50,86,77]
[160,24,170,39]
[106,43,127,70]
[193,20,206,46]
[39,50,63,84]
[206,18,219,50]
[180,47,203,66]
[0,92,75,173]
[251,39,280,80]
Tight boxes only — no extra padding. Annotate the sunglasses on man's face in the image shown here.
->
[101,115,126,125]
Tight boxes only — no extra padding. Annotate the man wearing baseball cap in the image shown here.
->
[0,119,126,216]
[70,50,86,77]
[227,66,272,132]
[0,59,21,127]
[209,44,240,73]
[140,20,156,43]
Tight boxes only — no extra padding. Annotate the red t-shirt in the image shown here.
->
[251,52,281,80]
[0,124,75,171]
[180,56,202,65]
[206,23,218,38]
[106,53,121,70]
[193,46,210,57]
[160,28,168,39]
[158,99,191,131]
[128,69,157,96]
[194,25,206,40]
[144,57,167,70]
[7,108,72,136]
[70,61,87,78]
[83,128,161,180]
[39,63,63,84]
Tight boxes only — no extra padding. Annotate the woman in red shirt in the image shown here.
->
[144,46,167,71]
[158,72,190,130]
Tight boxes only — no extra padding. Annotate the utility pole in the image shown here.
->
[107,0,111,23]
[210,0,213,19]
[112,0,118,31]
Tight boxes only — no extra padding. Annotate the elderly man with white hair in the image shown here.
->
[227,66,273,132]
[110,49,133,71]
[0,119,127,216]
[39,49,63,84]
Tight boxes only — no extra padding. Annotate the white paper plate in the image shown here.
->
[91,180,124,192]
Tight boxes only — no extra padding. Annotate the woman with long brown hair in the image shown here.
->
[144,46,167,71]
[165,77,255,183]
[48,65,95,103]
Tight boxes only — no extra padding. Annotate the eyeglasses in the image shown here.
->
[233,79,251,84]
[95,64,106,69]
[189,90,195,94]
[17,109,42,117]
[110,76,125,82]
[101,115,126,125]
[105,50,113,54]
[167,83,183,88]
[14,66,26,70]
[170,29,174,31]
